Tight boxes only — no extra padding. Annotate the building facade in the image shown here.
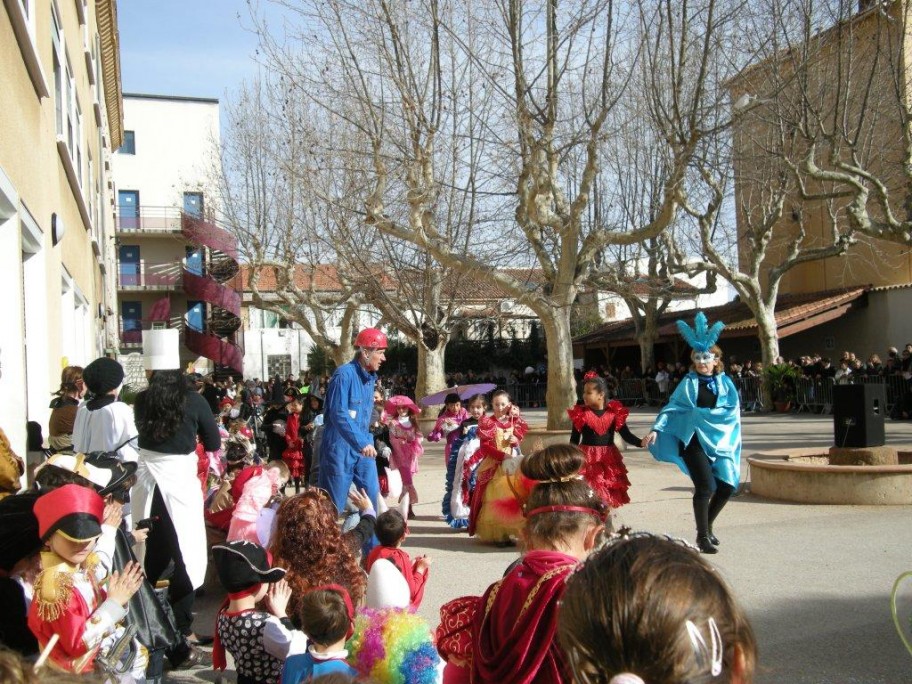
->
[1,0,122,455]
[110,94,243,383]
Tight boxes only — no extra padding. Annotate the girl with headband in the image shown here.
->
[438,444,607,684]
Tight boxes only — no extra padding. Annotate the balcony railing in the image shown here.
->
[117,262,182,289]
[118,315,242,356]
[115,206,185,233]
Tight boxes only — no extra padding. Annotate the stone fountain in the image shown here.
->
[748,385,912,505]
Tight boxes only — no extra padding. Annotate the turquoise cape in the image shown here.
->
[647,371,742,488]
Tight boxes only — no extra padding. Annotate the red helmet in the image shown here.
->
[355,327,388,349]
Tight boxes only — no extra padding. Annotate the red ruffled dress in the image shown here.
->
[282,412,306,480]
[567,402,642,508]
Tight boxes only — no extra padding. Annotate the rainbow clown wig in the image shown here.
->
[349,607,440,684]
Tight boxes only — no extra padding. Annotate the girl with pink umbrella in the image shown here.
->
[384,396,424,519]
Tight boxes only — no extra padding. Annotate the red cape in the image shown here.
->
[471,550,577,684]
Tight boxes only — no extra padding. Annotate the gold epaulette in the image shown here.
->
[35,568,74,622]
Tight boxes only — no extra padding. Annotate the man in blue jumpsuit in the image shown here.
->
[319,328,387,514]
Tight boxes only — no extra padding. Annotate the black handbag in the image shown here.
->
[111,527,181,652]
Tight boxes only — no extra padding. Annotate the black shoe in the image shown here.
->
[696,535,718,554]
[708,532,720,546]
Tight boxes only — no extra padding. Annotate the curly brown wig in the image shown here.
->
[269,489,367,618]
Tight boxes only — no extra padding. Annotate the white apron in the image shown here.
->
[132,448,208,589]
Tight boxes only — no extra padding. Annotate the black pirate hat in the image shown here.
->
[212,540,286,593]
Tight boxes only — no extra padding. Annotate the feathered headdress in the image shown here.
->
[676,312,724,352]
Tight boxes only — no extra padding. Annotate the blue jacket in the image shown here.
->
[323,358,377,461]
[648,371,742,488]
[282,650,357,684]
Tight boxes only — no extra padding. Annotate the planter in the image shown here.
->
[774,401,792,413]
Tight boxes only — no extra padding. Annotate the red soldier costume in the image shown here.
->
[27,485,143,677]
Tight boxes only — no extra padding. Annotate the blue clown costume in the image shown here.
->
[647,312,742,554]
[319,332,385,518]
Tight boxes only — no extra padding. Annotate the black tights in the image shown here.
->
[145,487,195,636]
[682,437,734,537]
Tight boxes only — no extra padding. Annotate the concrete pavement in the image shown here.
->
[168,409,912,683]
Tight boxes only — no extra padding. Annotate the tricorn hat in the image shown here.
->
[212,540,286,593]
[33,484,104,542]
[43,453,137,497]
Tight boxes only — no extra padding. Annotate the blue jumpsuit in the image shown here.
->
[318,358,381,514]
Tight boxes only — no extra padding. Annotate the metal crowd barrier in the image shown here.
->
[505,383,547,408]
[734,376,763,412]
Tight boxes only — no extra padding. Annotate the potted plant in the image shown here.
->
[763,363,802,412]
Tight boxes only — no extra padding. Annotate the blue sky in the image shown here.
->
[118,1,282,100]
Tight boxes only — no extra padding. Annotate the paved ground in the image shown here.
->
[166,410,912,683]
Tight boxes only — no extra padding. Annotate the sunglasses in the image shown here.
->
[693,352,717,364]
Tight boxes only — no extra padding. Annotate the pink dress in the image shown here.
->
[388,416,424,498]
[228,468,282,543]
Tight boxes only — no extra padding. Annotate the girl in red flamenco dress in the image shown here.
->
[568,373,644,508]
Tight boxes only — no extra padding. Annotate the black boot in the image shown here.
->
[696,535,718,554]
[707,482,734,547]
[693,497,717,554]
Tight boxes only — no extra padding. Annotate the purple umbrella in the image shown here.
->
[419,383,497,407]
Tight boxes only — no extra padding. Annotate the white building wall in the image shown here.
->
[241,303,385,379]
[111,95,220,210]
[244,328,314,381]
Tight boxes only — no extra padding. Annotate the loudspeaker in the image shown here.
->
[833,384,886,448]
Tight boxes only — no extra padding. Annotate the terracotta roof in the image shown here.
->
[238,264,545,302]
[239,264,344,292]
[574,287,869,346]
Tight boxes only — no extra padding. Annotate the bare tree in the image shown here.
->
[253,0,503,404]
[744,0,912,249]
[216,80,373,367]
[654,0,878,387]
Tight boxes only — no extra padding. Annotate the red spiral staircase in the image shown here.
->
[178,213,243,374]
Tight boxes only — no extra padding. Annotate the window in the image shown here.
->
[65,56,75,151]
[52,5,64,136]
[183,192,204,217]
[75,99,83,187]
[120,130,135,155]
[268,355,292,378]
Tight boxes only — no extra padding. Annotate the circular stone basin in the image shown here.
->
[748,446,912,505]
[520,426,572,453]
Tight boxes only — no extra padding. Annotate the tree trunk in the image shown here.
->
[755,305,781,410]
[330,342,354,369]
[415,342,447,412]
[540,309,577,430]
[637,317,658,374]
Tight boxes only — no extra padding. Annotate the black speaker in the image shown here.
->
[833,384,886,448]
